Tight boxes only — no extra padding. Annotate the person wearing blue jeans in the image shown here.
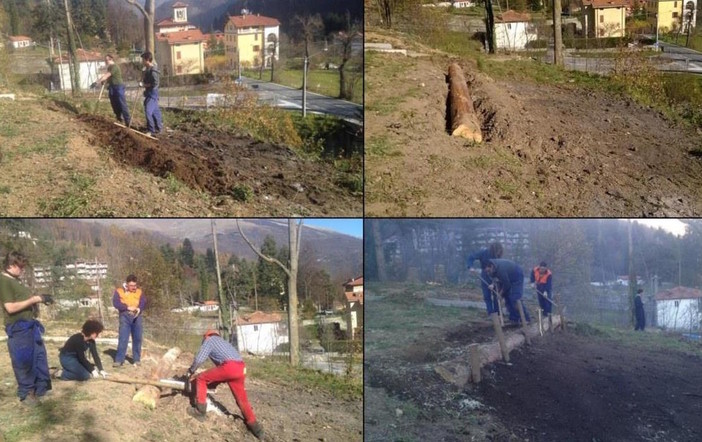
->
[140,51,163,136]
[92,54,131,126]
[59,319,107,381]
[112,274,146,367]
[466,243,504,315]
[0,251,54,405]
[486,258,531,324]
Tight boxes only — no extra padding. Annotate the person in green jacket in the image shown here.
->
[92,54,131,126]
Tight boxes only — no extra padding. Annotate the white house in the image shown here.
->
[236,311,288,355]
[53,48,105,91]
[494,10,538,51]
[655,286,702,331]
[9,35,34,49]
[452,1,475,7]
[155,1,197,34]
[344,276,364,339]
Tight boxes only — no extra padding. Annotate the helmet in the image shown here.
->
[203,329,220,339]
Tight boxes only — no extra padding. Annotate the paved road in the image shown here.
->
[240,77,363,124]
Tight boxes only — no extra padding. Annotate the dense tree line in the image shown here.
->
[0,220,344,314]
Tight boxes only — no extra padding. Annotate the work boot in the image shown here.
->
[113,362,123,368]
[21,392,39,407]
[247,421,264,439]
[187,406,207,422]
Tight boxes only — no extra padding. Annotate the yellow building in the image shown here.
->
[224,14,281,70]
[155,29,206,76]
[648,0,697,33]
[582,0,628,37]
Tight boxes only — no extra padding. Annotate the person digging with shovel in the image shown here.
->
[466,242,504,316]
[485,259,531,325]
[530,261,553,319]
[91,54,131,126]
[185,329,264,439]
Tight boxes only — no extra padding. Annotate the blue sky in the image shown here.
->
[303,219,362,238]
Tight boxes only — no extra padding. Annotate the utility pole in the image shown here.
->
[485,0,496,54]
[302,55,308,117]
[212,220,229,340]
[95,257,104,323]
[553,0,563,66]
[628,222,636,327]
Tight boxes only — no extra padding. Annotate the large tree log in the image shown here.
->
[132,347,181,409]
[434,315,562,388]
[447,63,483,142]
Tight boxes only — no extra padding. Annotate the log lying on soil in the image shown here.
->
[434,315,562,388]
[447,63,483,142]
[133,347,181,409]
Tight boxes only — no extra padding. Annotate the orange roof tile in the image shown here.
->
[655,286,702,301]
[497,10,531,22]
[236,311,283,325]
[583,0,629,8]
[228,14,281,28]
[172,1,188,7]
[156,29,206,44]
[53,48,103,63]
[9,35,32,41]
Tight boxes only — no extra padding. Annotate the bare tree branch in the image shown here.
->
[235,220,291,277]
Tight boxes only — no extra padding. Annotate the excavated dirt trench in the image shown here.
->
[79,114,361,215]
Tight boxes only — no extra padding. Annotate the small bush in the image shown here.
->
[231,184,254,202]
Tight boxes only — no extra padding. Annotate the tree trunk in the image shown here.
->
[212,221,229,339]
[64,0,80,94]
[145,0,154,55]
[132,347,181,409]
[553,0,564,66]
[288,220,301,366]
[447,63,482,142]
[628,222,636,327]
[485,0,496,54]
[371,220,387,281]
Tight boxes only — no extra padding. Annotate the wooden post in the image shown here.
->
[447,63,483,142]
[537,308,543,337]
[468,343,482,383]
[132,347,181,409]
[490,312,510,362]
[548,312,553,333]
[516,300,531,345]
[556,293,565,331]
[553,0,563,66]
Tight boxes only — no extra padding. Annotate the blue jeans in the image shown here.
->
[116,312,143,364]
[504,272,530,323]
[59,353,91,381]
[144,91,162,134]
[6,320,51,400]
[109,84,131,125]
[480,270,499,314]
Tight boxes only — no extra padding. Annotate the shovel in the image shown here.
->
[93,83,105,114]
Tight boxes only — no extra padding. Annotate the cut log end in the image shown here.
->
[451,125,483,142]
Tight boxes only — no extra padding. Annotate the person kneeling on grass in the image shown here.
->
[58,319,108,381]
[186,329,264,439]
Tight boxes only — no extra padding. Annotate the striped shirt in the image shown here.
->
[189,335,242,372]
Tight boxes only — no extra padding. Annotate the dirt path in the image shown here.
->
[0,97,360,216]
[0,337,362,442]
[365,34,702,216]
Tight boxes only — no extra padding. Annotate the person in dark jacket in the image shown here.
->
[140,51,163,136]
[530,261,553,317]
[186,330,264,439]
[112,274,146,367]
[0,251,54,405]
[466,242,504,315]
[634,288,646,331]
[58,319,107,381]
[485,258,531,324]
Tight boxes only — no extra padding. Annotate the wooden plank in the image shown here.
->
[490,312,510,362]
[113,122,158,140]
[517,300,532,345]
[468,343,482,383]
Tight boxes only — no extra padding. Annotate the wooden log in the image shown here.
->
[132,347,181,409]
[447,63,483,142]
[468,343,482,383]
[434,315,562,387]
[516,300,531,345]
[490,312,510,363]
[556,293,565,331]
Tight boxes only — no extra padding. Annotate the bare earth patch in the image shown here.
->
[365,35,702,216]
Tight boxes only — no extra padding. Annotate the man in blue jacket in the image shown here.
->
[530,261,553,318]
[485,258,530,324]
[466,243,503,315]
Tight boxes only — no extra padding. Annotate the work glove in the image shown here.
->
[91,368,100,379]
[90,82,98,89]
[99,370,108,378]
[139,81,144,87]
[133,308,141,317]
[40,294,54,305]
[488,284,495,291]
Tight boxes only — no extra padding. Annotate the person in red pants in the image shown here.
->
[186,330,263,439]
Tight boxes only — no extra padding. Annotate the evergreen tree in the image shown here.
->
[180,238,194,267]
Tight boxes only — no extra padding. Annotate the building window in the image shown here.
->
[253,45,260,52]
[254,325,259,331]
[507,23,512,30]
[673,12,679,18]
[177,51,181,60]
[255,33,258,41]
[177,65,182,74]
[599,15,604,23]
[674,1,677,6]
[675,300,680,307]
